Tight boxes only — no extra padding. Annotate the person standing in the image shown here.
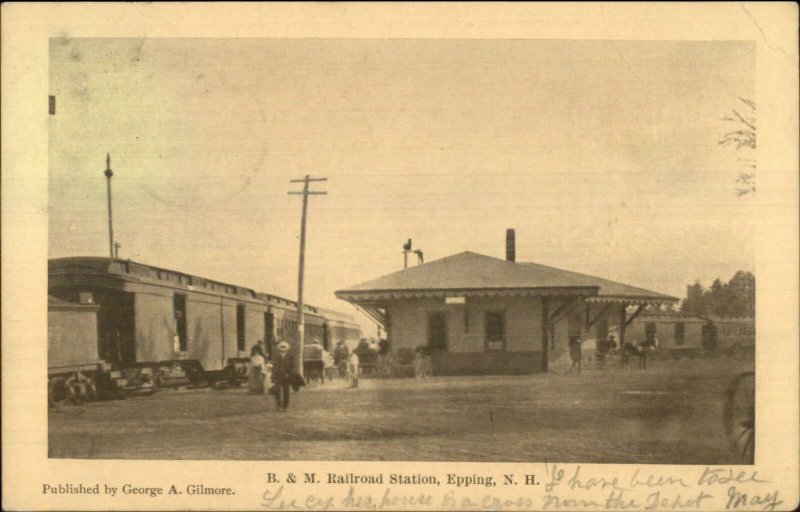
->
[621,341,637,369]
[414,347,425,379]
[638,337,657,370]
[248,340,266,394]
[377,338,390,377]
[271,341,295,411]
[569,336,583,372]
[333,340,349,380]
[348,350,360,388]
[596,334,616,370]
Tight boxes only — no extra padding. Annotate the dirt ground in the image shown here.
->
[49,357,754,463]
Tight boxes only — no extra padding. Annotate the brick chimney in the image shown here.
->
[506,229,515,262]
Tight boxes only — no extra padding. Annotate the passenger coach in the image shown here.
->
[49,257,269,387]
[48,256,363,402]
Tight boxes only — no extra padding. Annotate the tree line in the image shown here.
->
[680,270,755,318]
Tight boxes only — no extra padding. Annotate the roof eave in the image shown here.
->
[335,286,600,303]
[587,295,679,304]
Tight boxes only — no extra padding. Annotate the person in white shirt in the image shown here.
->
[248,340,267,394]
[347,351,360,388]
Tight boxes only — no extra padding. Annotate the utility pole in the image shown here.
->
[104,154,115,259]
[289,175,327,376]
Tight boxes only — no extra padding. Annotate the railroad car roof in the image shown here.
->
[49,256,260,300]
[315,306,356,323]
[49,257,360,322]
[256,292,319,314]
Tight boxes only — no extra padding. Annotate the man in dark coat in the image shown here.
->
[333,340,349,379]
[271,341,295,411]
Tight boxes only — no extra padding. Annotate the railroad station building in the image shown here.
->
[336,233,677,375]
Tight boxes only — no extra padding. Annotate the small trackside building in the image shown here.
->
[335,250,677,375]
[626,312,707,357]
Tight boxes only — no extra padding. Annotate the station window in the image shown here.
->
[645,322,657,344]
[485,311,506,351]
[674,323,685,346]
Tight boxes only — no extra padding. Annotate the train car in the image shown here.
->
[49,257,269,390]
[48,296,122,405]
[317,307,361,351]
[48,256,366,402]
[257,293,325,357]
[257,293,332,381]
[704,316,755,356]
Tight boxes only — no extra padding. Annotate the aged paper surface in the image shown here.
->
[2,3,798,511]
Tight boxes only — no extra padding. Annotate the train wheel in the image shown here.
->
[724,371,755,463]
[71,373,96,405]
[113,385,129,400]
[48,378,72,408]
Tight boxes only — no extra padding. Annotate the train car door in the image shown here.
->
[174,294,188,352]
[96,290,136,364]
[264,312,274,360]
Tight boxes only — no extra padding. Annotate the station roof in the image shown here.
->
[336,251,677,303]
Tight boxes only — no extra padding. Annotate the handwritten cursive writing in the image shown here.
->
[630,469,688,489]
[568,466,629,492]
[698,467,767,486]
[644,490,713,510]
[726,486,783,512]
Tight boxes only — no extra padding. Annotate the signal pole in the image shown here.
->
[104,154,115,259]
[289,175,327,376]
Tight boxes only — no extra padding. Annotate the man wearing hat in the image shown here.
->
[271,341,295,411]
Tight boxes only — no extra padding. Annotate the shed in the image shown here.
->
[626,312,707,352]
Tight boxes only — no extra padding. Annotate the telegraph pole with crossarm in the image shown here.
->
[288,175,327,377]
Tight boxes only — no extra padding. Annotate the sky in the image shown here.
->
[49,38,755,333]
